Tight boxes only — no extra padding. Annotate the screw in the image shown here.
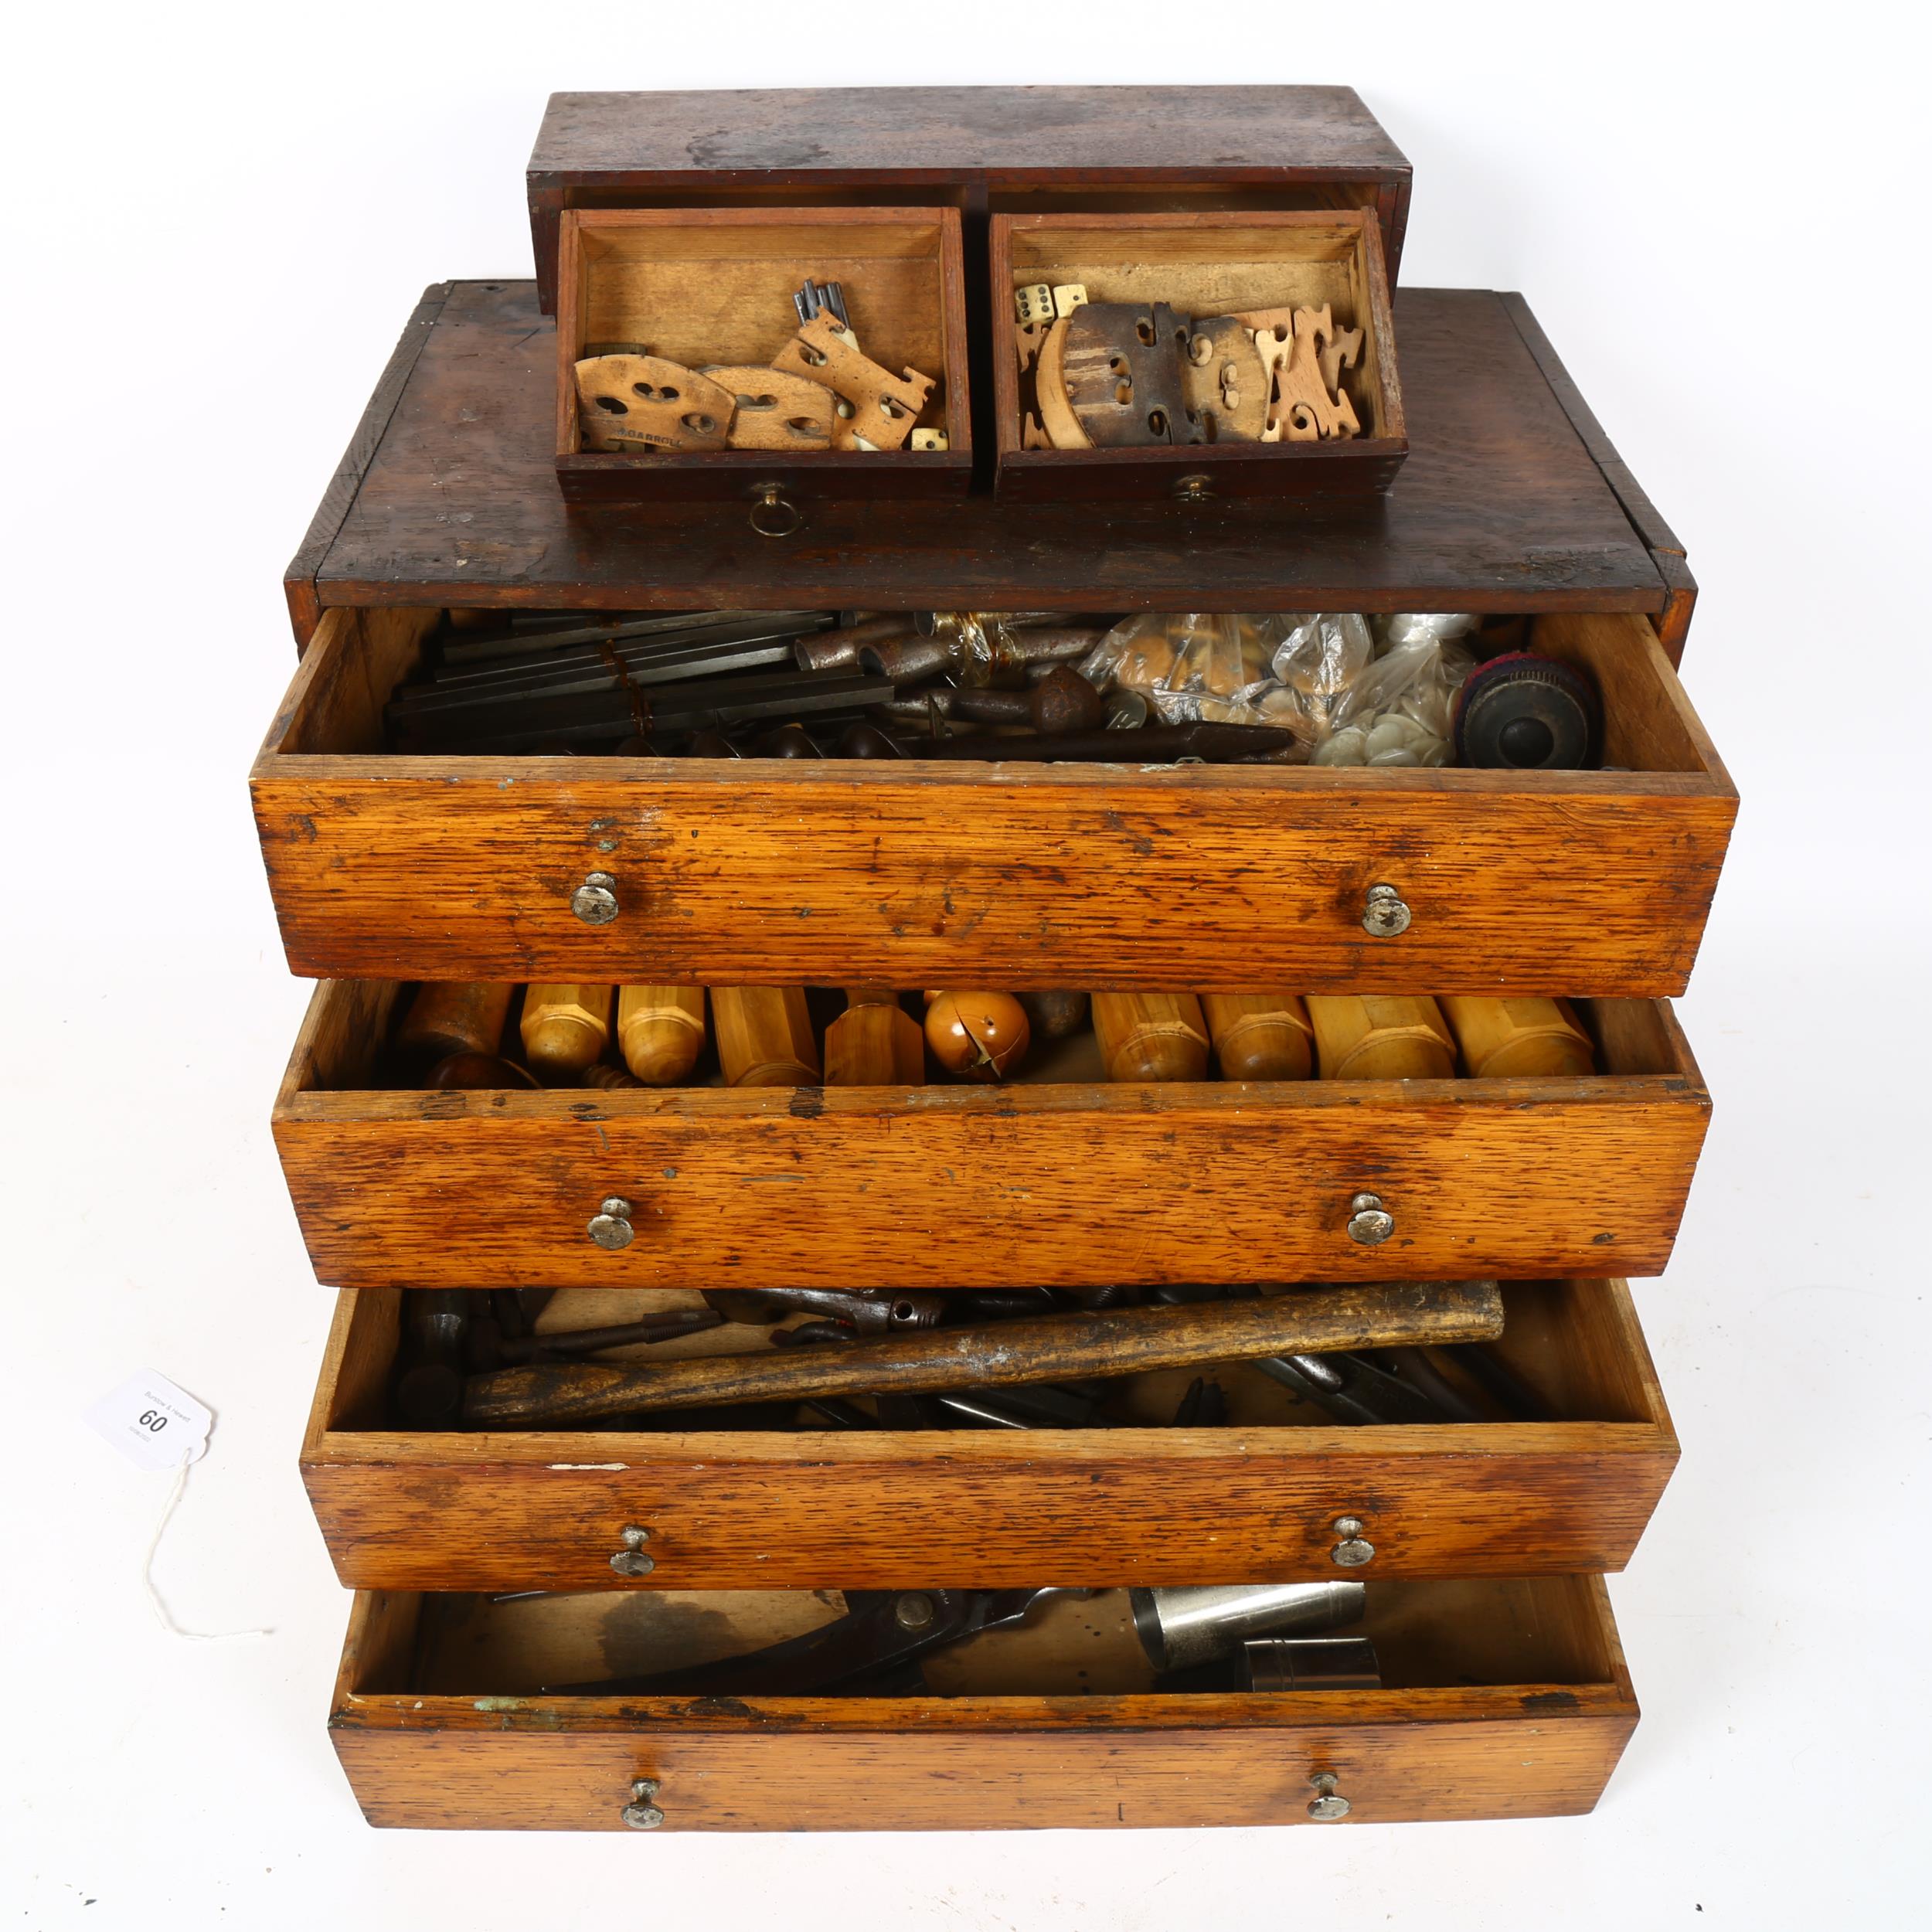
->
[587,1197,635,1250]
[1307,1772,1351,1821]
[572,872,620,925]
[1346,1192,1394,1246]
[1362,883,1411,938]
[622,1778,665,1828]
[894,1592,937,1631]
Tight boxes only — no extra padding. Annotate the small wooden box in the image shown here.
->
[303,1279,1676,1593]
[329,1577,1639,1829]
[992,212,1406,502]
[555,207,971,509]
[272,981,1709,1293]
[526,87,1415,315]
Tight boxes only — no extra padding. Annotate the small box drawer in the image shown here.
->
[991,211,1405,502]
[329,1577,1639,1830]
[252,607,1736,996]
[554,208,971,509]
[303,1279,1676,1593]
[273,982,1709,1291]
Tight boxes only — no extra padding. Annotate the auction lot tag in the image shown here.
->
[86,1370,213,1472]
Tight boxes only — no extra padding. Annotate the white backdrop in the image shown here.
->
[3,5,1927,1926]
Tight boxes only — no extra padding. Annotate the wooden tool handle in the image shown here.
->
[521,985,614,1080]
[713,987,820,1087]
[825,991,925,1085]
[617,985,707,1085]
[1305,996,1455,1081]
[1440,997,1595,1079]
[1092,993,1210,1082]
[394,982,514,1063]
[1202,993,1314,1081]
[464,1280,1505,1427]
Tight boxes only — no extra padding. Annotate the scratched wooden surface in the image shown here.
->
[525,86,1413,312]
[301,1277,1676,1590]
[272,979,1710,1291]
[327,1577,1637,1829]
[252,608,1734,991]
[285,285,1675,629]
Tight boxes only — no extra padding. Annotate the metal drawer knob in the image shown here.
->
[588,1196,636,1250]
[748,481,802,538]
[1345,1192,1394,1246]
[1173,471,1214,503]
[1362,883,1411,937]
[1331,1515,1376,1568]
[621,1778,665,1829]
[572,871,620,925]
[611,1523,655,1577]
[1307,1772,1352,1821]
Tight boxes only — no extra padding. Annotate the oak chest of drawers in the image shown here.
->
[260,86,1725,1833]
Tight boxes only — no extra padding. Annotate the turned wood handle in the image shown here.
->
[463,1280,1505,1427]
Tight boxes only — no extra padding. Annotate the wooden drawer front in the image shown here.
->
[274,982,1709,1291]
[330,1580,1638,1830]
[253,607,1735,995]
[303,1281,1676,1592]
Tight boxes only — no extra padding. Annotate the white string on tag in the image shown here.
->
[142,1454,274,1643]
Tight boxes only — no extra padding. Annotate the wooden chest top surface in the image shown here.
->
[287,282,1685,641]
[529,86,1411,183]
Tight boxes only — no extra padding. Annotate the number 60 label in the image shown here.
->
[87,1372,213,1471]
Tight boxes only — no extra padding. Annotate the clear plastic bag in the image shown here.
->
[1314,629,1476,767]
[1078,614,1277,725]
[1078,610,1479,757]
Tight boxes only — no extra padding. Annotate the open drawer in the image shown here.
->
[303,1279,1676,1591]
[273,981,1710,1289]
[251,606,1735,995]
[330,1577,1640,1829]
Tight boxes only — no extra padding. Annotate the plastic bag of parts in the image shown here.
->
[1080,610,1481,759]
[1312,616,1479,768]
[1078,614,1278,724]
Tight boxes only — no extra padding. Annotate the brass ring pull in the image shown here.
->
[1172,472,1214,503]
[748,481,803,538]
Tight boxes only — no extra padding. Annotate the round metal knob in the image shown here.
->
[572,871,620,926]
[1362,883,1411,937]
[588,1196,636,1250]
[1331,1516,1376,1567]
[748,481,802,537]
[1307,1772,1352,1821]
[1345,1192,1393,1246]
[610,1524,655,1577]
[1172,471,1214,503]
[621,1778,665,1829]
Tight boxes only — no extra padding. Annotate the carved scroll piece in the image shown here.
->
[1254,307,1362,444]
[772,314,936,452]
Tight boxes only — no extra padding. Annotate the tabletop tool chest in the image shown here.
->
[258,87,1727,1832]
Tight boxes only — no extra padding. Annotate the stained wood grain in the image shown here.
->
[252,611,1734,992]
[526,87,1413,312]
[1499,292,1695,662]
[302,1279,1676,1590]
[288,284,1672,621]
[327,1577,1637,1829]
[282,284,448,646]
[273,981,1710,1291]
